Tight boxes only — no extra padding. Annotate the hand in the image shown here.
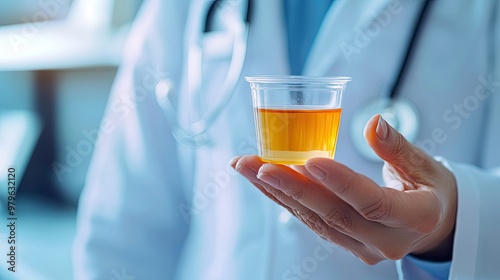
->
[231,114,457,264]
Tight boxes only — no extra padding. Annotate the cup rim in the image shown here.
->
[245,75,352,84]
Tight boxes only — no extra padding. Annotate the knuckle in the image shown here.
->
[286,208,298,219]
[288,188,306,202]
[351,250,381,265]
[336,169,358,196]
[323,210,354,232]
[415,159,437,184]
[380,248,407,261]
[298,210,326,235]
[408,150,427,169]
[389,135,411,160]
[414,211,440,234]
[320,230,339,244]
[266,187,285,201]
[360,195,390,221]
[415,225,434,235]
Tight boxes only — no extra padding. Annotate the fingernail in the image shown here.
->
[306,164,327,181]
[257,172,281,187]
[376,116,389,140]
[235,164,258,179]
[229,156,240,169]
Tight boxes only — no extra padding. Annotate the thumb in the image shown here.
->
[364,114,434,181]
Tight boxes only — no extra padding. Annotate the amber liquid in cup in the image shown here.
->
[255,107,342,165]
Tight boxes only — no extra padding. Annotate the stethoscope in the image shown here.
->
[155,0,430,163]
[155,0,252,147]
[351,0,432,161]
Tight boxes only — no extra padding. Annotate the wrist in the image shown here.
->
[411,160,457,262]
[410,224,455,262]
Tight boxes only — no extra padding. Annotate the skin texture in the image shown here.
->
[231,114,457,264]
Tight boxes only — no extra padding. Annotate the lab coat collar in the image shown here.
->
[304,0,394,76]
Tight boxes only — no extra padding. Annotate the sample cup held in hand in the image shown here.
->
[246,76,351,165]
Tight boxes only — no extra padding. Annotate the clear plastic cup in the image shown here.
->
[245,76,351,165]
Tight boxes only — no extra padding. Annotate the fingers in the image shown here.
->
[363,114,437,186]
[231,155,384,263]
[233,155,326,218]
[233,155,337,220]
[257,163,343,216]
[257,163,372,235]
[257,162,423,252]
[230,155,436,262]
[305,158,388,221]
[304,158,441,233]
[254,161,420,246]
[363,115,455,231]
[230,155,292,211]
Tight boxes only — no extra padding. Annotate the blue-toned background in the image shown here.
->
[0,0,143,279]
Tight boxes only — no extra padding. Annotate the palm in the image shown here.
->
[231,115,457,263]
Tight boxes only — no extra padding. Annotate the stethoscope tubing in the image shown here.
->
[158,0,432,151]
[387,0,432,101]
[155,0,251,147]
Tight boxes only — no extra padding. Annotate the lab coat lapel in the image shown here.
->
[482,78,500,169]
[482,2,500,169]
[304,0,393,76]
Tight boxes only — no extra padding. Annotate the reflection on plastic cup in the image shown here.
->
[245,76,351,165]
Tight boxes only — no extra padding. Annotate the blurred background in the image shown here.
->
[0,0,143,279]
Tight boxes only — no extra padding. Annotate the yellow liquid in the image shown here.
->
[255,107,342,165]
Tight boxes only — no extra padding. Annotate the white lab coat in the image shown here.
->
[73,0,500,279]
